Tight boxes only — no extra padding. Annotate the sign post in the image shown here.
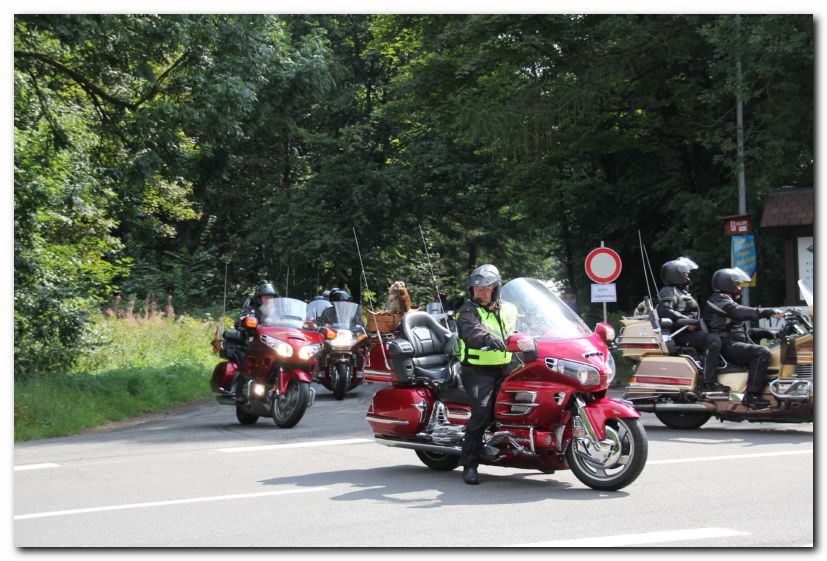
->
[585,243,622,323]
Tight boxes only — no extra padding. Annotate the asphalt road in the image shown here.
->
[13,382,815,548]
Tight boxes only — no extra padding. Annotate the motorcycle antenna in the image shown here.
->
[638,230,657,308]
[352,227,375,311]
[418,224,444,313]
[213,259,229,353]
[353,226,390,365]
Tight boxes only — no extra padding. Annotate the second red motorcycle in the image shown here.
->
[211,297,324,428]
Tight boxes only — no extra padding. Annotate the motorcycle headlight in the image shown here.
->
[546,357,601,386]
[605,353,616,386]
[330,330,354,350]
[298,343,322,360]
[260,334,293,358]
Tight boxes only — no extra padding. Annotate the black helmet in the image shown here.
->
[329,288,352,303]
[660,257,698,286]
[467,264,502,301]
[255,283,279,298]
[711,268,751,294]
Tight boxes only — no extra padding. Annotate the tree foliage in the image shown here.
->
[13,14,813,376]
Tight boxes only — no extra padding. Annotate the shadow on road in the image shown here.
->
[258,464,629,507]
[641,421,813,448]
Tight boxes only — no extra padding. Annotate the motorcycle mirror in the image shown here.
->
[506,333,530,353]
[507,333,538,362]
[242,316,259,330]
[595,322,616,342]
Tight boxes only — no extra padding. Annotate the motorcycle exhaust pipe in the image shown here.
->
[214,387,239,406]
[634,402,717,413]
[374,436,462,456]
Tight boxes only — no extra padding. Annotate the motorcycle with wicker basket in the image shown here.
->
[364,277,648,491]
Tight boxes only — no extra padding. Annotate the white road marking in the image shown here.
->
[14,487,328,520]
[510,527,749,547]
[14,463,60,471]
[648,449,813,465]
[215,437,372,453]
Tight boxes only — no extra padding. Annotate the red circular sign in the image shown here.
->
[585,247,622,283]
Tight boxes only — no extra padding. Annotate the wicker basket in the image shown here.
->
[366,311,403,334]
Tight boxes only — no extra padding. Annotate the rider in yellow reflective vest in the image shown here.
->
[456,264,516,485]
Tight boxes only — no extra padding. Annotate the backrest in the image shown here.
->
[401,311,454,357]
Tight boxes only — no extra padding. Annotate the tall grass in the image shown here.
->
[14,315,221,441]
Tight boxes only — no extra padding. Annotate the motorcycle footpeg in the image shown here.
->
[744,402,771,411]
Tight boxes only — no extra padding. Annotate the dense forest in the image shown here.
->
[13,14,813,378]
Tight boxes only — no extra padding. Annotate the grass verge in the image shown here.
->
[14,315,221,442]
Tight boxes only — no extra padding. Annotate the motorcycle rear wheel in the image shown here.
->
[655,410,711,430]
[235,406,259,425]
[272,380,310,428]
[566,417,647,491]
[333,363,349,401]
[415,450,461,471]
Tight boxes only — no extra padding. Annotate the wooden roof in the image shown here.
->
[760,187,814,228]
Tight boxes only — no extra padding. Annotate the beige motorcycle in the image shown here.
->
[617,287,813,429]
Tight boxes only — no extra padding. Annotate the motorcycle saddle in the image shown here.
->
[401,311,457,381]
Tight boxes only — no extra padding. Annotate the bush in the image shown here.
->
[14,315,221,441]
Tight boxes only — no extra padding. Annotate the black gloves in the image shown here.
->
[484,334,507,352]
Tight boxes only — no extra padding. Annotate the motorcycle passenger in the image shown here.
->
[307,291,333,326]
[457,264,517,485]
[701,268,783,409]
[656,257,726,393]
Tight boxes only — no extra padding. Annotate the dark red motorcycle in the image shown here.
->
[365,277,648,491]
[211,297,324,428]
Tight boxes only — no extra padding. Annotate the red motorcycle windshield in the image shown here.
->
[259,297,308,328]
[500,278,592,340]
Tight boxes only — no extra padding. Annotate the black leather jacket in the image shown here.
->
[702,292,776,343]
[656,285,700,322]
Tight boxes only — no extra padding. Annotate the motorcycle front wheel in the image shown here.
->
[566,417,647,491]
[235,406,259,425]
[333,363,349,400]
[415,450,461,471]
[272,380,310,428]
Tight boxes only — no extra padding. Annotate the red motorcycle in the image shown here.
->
[211,297,324,428]
[365,277,648,491]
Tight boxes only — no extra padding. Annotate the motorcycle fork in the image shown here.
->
[568,396,623,465]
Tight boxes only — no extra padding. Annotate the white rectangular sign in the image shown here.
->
[591,283,617,303]
[797,236,813,301]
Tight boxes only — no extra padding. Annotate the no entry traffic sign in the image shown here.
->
[585,247,622,284]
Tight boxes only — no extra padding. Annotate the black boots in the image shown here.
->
[462,465,480,485]
[742,392,771,409]
[701,381,731,393]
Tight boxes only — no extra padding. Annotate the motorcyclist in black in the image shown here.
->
[237,282,279,326]
[319,289,362,326]
[701,268,783,409]
[656,257,726,393]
